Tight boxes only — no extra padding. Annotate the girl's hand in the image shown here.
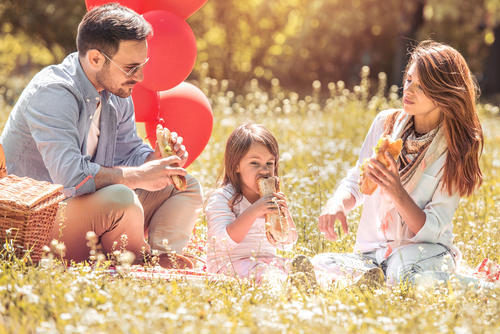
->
[249,193,280,217]
[273,192,290,217]
[366,151,406,202]
[273,192,299,244]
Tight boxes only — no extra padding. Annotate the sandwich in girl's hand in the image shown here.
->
[257,176,290,245]
[156,124,187,191]
[359,136,403,195]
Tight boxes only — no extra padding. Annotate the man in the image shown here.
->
[0,4,202,267]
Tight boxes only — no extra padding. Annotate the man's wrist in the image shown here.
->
[122,166,142,189]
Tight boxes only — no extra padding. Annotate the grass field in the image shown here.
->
[0,72,499,333]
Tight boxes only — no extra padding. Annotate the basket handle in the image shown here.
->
[0,144,6,178]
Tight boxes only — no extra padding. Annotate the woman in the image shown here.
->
[317,40,485,286]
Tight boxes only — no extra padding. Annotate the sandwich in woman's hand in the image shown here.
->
[359,136,403,195]
[257,176,290,245]
[156,124,187,191]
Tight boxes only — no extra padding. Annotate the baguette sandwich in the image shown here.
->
[257,176,289,245]
[359,136,403,195]
[156,124,187,191]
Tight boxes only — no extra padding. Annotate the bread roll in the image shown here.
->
[359,136,403,195]
[257,176,289,245]
[156,124,187,191]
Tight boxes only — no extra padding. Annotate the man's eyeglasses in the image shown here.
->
[100,51,149,77]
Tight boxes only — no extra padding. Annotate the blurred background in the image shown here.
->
[0,0,499,106]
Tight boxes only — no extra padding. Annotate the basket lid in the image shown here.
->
[0,174,64,209]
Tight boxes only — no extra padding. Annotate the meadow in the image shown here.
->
[0,68,499,333]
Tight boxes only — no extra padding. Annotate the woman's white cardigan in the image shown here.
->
[335,109,461,261]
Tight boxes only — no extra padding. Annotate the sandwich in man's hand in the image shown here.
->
[156,124,187,191]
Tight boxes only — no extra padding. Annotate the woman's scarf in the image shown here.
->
[399,118,440,186]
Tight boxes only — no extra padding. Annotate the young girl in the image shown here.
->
[317,40,487,287]
[206,123,298,282]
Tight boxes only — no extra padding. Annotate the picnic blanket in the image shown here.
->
[105,266,233,282]
[103,225,234,282]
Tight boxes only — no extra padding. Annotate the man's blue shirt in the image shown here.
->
[0,52,153,197]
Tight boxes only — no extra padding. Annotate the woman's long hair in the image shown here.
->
[222,123,280,208]
[404,40,483,196]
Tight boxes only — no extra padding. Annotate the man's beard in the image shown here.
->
[96,68,137,98]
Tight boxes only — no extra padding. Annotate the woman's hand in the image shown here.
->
[318,201,347,241]
[365,151,405,202]
[367,151,428,235]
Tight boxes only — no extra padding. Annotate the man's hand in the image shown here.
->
[152,132,188,167]
[170,132,188,167]
[130,155,187,191]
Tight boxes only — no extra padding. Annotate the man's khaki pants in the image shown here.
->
[49,175,202,263]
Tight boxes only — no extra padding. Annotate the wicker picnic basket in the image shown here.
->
[0,144,65,262]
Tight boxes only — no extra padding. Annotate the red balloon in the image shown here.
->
[131,83,159,122]
[145,82,213,167]
[142,0,208,19]
[85,0,143,12]
[141,10,197,91]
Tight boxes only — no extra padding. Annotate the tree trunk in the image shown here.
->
[390,1,424,91]
[481,25,500,96]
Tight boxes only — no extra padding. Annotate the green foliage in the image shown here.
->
[189,0,500,91]
[1,74,499,333]
[0,0,83,105]
[0,23,66,107]
[0,0,85,52]
[1,0,500,99]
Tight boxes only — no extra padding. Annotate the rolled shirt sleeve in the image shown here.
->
[206,189,239,251]
[26,84,100,197]
[334,109,390,209]
[410,180,460,244]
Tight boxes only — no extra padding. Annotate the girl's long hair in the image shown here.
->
[222,123,279,208]
[404,40,483,196]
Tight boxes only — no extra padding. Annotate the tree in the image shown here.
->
[0,0,85,53]
[1,0,499,97]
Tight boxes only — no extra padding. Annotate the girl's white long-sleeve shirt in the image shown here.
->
[206,184,277,273]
